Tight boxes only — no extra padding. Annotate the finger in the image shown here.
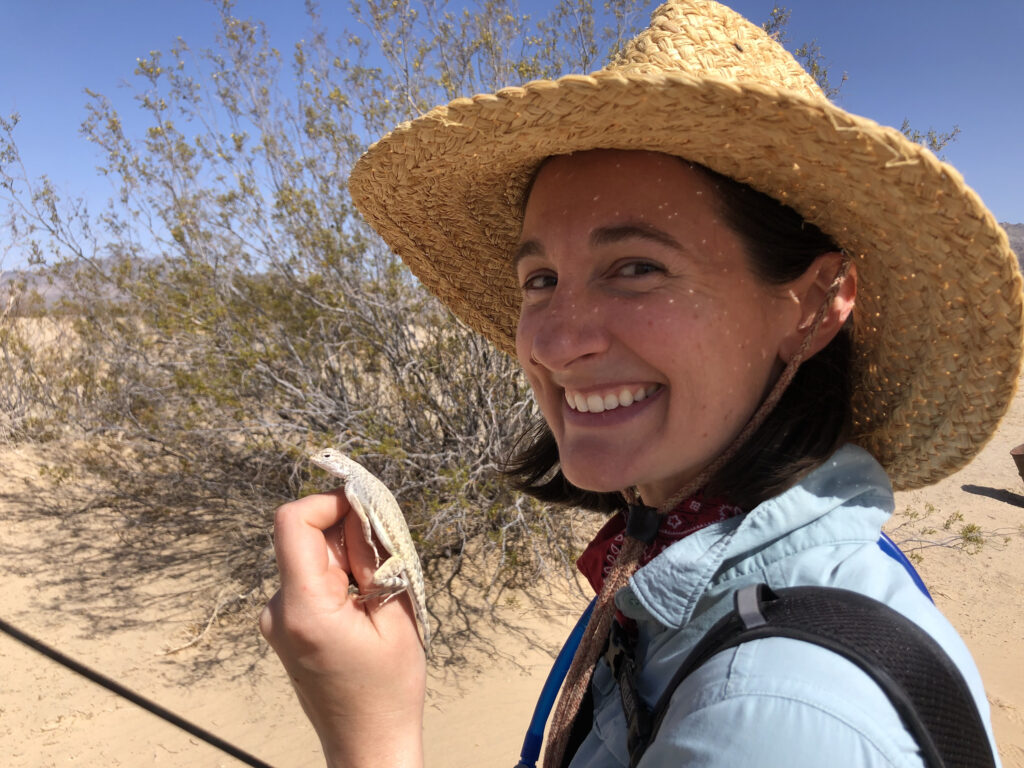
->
[323,522,349,572]
[273,489,349,585]
[343,504,382,591]
[341,512,421,646]
[258,590,281,642]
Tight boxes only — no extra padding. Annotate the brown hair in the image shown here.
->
[502,159,853,512]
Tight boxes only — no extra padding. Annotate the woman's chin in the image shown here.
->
[560,465,635,496]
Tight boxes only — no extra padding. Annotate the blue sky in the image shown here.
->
[1,1,1021,269]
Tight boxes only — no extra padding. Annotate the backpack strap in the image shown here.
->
[516,538,966,768]
[627,584,996,768]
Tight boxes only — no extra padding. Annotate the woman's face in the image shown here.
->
[515,150,805,506]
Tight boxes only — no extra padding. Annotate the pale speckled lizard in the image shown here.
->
[309,448,431,650]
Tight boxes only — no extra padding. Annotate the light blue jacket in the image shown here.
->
[569,445,1000,767]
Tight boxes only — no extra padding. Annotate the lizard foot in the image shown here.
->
[354,587,406,608]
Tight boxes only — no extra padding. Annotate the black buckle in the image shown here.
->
[625,503,660,544]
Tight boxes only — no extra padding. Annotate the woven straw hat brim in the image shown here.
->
[350,54,1023,492]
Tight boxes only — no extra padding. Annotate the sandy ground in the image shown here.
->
[2,381,1024,767]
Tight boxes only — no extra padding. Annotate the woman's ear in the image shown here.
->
[778,252,857,364]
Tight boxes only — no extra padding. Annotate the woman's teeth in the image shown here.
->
[564,385,658,413]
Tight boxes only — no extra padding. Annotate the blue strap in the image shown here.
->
[878,531,933,602]
[515,597,595,768]
[515,534,929,767]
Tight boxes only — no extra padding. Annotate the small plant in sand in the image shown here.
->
[889,504,1022,562]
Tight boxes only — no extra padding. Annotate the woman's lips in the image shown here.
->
[563,384,661,414]
[561,384,664,426]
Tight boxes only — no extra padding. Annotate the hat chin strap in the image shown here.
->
[542,254,853,768]
[643,253,853,513]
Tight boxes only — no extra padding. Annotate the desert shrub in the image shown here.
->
[0,1,647,656]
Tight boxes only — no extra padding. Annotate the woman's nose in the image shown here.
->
[523,292,610,371]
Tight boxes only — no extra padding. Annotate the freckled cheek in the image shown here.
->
[514,344,557,408]
[514,316,534,367]
[516,348,547,404]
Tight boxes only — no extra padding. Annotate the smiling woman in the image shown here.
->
[508,151,855,512]
[513,150,849,506]
[259,1,1023,767]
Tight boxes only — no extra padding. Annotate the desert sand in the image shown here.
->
[2,378,1023,767]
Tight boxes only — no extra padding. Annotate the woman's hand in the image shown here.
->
[259,489,426,768]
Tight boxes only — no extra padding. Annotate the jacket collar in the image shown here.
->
[619,444,894,629]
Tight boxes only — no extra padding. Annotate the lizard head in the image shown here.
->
[309,448,360,479]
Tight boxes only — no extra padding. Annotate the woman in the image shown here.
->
[260,2,1023,766]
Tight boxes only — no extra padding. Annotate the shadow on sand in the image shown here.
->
[960,484,1024,509]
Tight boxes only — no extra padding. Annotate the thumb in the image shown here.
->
[342,501,383,592]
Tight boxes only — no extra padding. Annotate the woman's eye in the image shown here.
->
[522,273,556,291]
[617,261,662,277]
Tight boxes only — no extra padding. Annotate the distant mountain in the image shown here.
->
[0,267,65,307]
[1003,223,1024,270]
[1,257,126,309]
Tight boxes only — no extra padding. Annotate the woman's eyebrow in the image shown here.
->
[591,222,684,252]
[514,222,685,266]
[512,239,543,267]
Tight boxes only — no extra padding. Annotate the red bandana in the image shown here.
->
[576,495,745,595]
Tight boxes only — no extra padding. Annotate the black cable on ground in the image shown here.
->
[0,616,274,768]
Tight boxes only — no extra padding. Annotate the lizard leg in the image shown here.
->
[345,493,382,569]
[355,554,408,607]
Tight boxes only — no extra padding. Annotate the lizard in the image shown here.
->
[308,448,431,650]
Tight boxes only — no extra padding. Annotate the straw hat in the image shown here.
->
[349,0,1024,490]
